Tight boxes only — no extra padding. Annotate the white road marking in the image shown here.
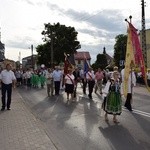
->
[122,107,150,118]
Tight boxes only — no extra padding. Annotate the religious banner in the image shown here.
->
[123,25,135,97]
[124,21,150,96]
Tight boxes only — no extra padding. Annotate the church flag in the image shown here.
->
[129,22,150,92]
[64,53,75,75]
[123,25,135,97]
[129,23,146,80]
[124,21,150,95]
[83,54,90,74]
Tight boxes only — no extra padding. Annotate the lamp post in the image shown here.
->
[50,31,55,68]
[51,31,53,68]
[31,44,34,69]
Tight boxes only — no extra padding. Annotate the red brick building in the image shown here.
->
[74,51,91,68]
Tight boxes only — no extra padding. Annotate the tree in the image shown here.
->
[0,41,5,62]
[96,54,108,69]
[114,34,127,67]
[92,53,107,70]
[36,23,81,66]
[36,43,51,67]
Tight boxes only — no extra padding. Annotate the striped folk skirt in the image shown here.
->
[105,91,122,115]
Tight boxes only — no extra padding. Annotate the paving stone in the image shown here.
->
[0,89,57,150]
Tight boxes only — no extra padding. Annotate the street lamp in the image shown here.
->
[30,45,34,69]
[50,31,55,68]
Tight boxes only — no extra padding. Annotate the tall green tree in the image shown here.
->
[92,53,107,70]
[96,53,108,69]
[114,34,127,67]
[36,22,81,66]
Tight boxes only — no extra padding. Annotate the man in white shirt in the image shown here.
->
[45,68,54,97]
[52,66,63,95]
[0,64,16,111]
[25,68,32,87]
[121,68,136,111]
[86,67,95,99]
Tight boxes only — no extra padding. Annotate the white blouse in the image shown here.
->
[65,74,75,84]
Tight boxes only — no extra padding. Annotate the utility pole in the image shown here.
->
[50,31,54,68]
[31,44,34,69]
[141,0,147,68]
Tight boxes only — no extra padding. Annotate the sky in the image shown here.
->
[0,0,150,64]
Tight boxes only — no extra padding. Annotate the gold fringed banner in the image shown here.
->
[123,26,135,97]
[129,22,150,92]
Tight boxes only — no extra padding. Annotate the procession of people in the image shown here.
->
[1,62,149,124]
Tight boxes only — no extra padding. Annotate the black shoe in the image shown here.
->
[1,108,5,111]
[88,95,92,100]
[7,108,11,110]
[128,108,133,111]
[124,105,132,111]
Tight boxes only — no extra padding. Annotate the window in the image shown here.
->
[78,60,81,64]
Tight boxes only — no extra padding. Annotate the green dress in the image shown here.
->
[105,81,122,115]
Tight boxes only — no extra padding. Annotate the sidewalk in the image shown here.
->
[0,89,57,150]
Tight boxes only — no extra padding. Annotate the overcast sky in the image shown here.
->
[0,0,150,63]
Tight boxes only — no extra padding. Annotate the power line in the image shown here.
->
[79,11,102,22]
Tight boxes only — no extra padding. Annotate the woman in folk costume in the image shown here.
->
[103,71,122,123]
[39,70,46,88]
[64,68,75,101]
[31,70,39,88]
[111,66,121,80]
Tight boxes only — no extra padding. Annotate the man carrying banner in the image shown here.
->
[121,66,136,111]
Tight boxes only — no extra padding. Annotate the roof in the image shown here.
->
[0,41,5,49]
[22,54,37,60]
[105,53,113,61]
[74,51,91,60]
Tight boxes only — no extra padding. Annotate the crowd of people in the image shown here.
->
[1,63,150,123]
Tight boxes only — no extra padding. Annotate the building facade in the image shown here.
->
[74,51,91,68]
[140,29,150,69]
[22,55,37,69]
[146,29,150,69]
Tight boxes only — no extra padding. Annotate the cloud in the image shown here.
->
[79,43,114,63]
[5,36,36,50]
[44,2,126,35]
[42,2,118,63]
[24,0,35,5]
[14,0,35,5]
[65,9,125,32]
[46,2,62,12]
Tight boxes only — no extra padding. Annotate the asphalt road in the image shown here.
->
[18,85,150,150]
